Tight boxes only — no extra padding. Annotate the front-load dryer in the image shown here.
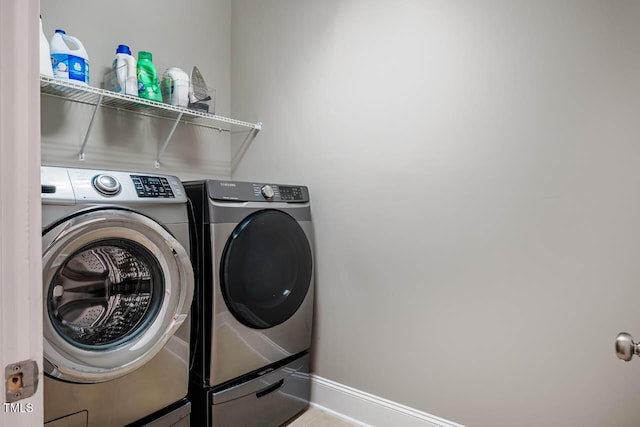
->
[185,180,314,426]
[41,166,194,427]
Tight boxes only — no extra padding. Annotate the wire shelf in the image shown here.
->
[40,75,262,167]
[40,75,261,132]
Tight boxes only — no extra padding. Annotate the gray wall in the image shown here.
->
[230,1,640,426]
[40,0,232,179]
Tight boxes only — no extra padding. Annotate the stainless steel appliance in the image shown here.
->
[42,166,194,427]
[185,180,314,426]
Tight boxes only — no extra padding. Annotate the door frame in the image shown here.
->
[0,0,43,424]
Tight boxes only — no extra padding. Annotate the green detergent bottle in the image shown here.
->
[137,51,162,102]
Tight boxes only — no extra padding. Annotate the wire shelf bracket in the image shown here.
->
[79,93,103,161]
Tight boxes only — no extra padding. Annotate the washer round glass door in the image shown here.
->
[42,209,194,383]
[220,209,313,329]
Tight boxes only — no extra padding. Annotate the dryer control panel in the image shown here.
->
[207,180,309,203]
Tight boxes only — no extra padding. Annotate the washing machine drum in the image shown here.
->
[220,209,313,329]
[42,209,194,384]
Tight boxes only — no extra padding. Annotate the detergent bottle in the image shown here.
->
[112,44,138,95]
[137,51,162,102]
[50,29,89,84]
[161,67,190,107]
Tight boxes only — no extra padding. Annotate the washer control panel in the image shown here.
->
[41,166,187,204]
[208,180,309,202]
[131,175,175,198]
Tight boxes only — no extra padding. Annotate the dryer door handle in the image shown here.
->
[256,379,285,398]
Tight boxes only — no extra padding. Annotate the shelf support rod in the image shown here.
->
[231,125,261,173]
[155,111,184,168]
[79,93,103,161]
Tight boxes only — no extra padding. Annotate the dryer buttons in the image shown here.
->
[261,185,275,199]
[92,174,121,196]
[279,186,304,201]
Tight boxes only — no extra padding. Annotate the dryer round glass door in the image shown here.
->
[42,209,194,383]
[220,209,313,329]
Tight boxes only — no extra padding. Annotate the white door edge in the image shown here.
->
[0,0,43,425]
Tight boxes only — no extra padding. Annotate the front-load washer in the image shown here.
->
[185,180,314,426]
[41,166,194,427]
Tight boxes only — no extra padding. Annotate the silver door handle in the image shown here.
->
[616,332,640,361]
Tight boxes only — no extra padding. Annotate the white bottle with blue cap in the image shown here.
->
[50,29,89,84]
[112,44,138,96]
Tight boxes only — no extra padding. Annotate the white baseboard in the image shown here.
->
[310,375,465,427]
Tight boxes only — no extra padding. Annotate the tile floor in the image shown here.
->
[285,406,358,426]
